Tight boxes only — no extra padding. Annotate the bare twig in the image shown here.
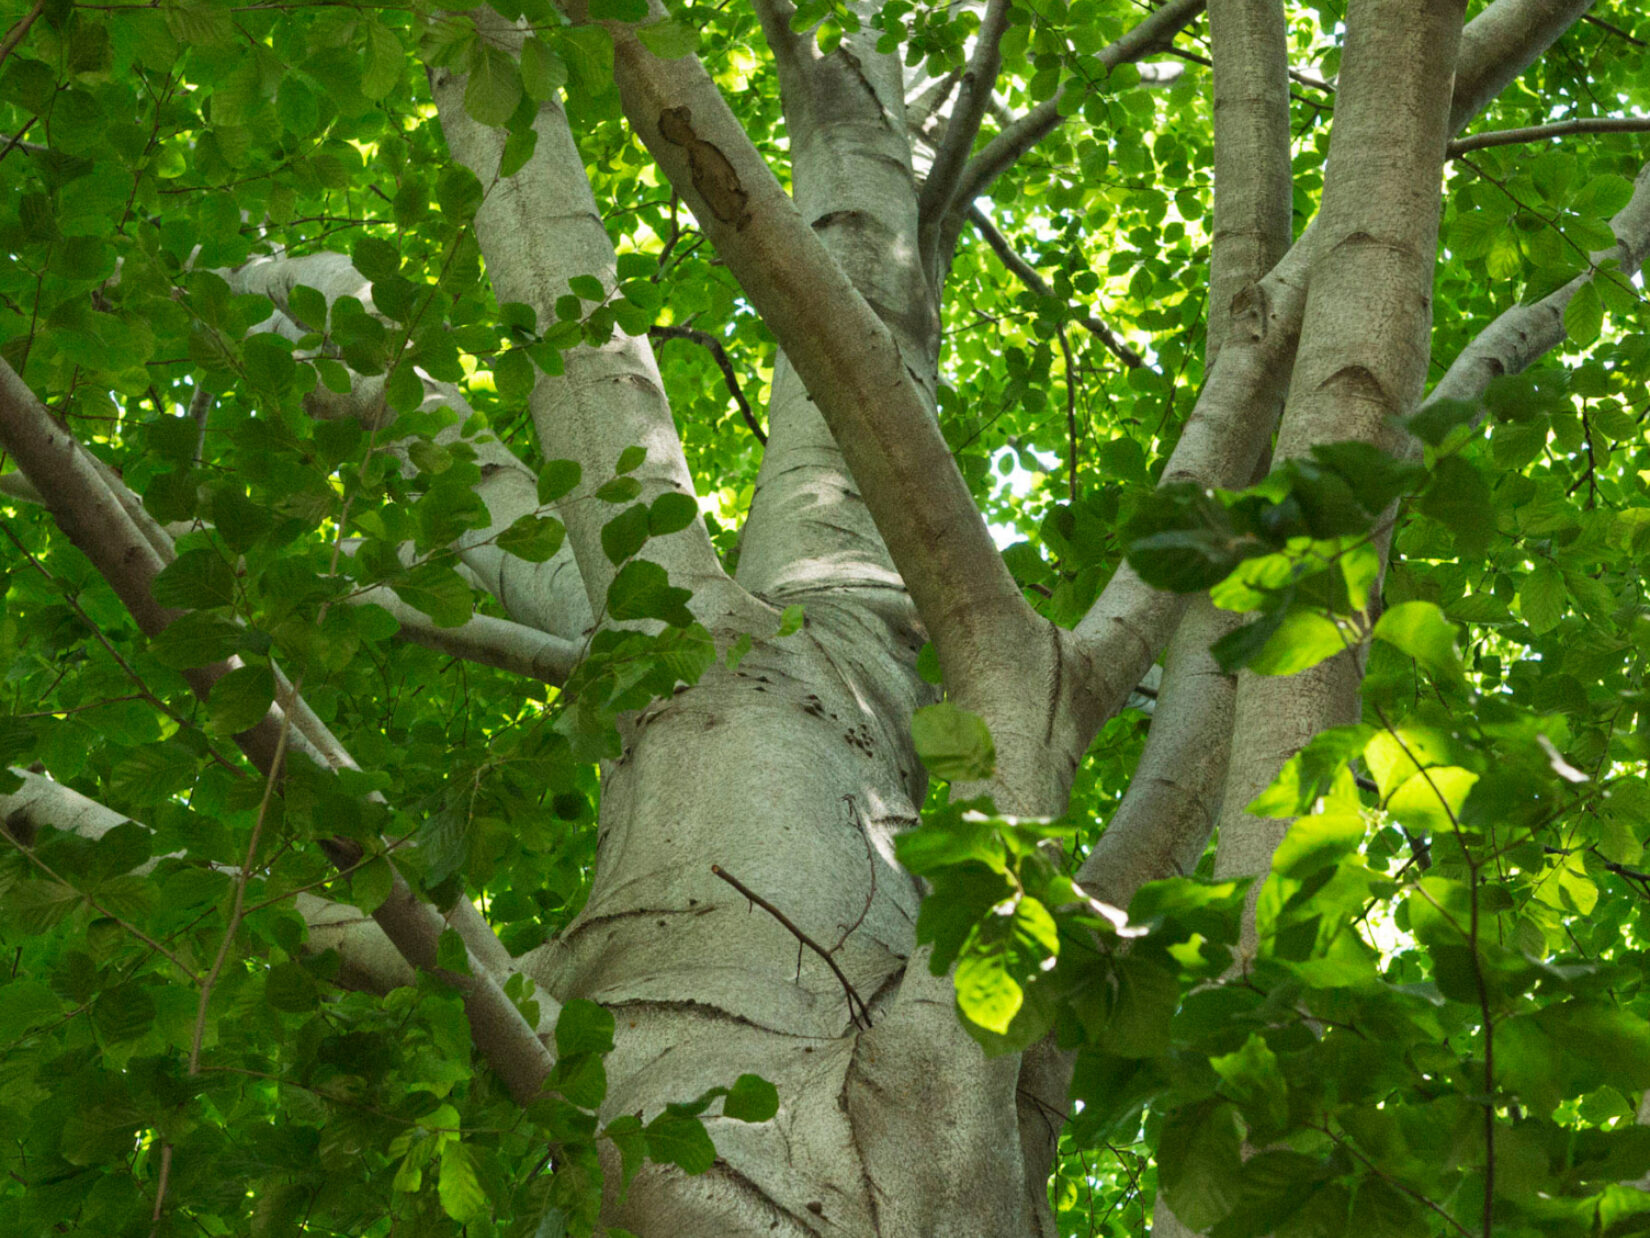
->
[967,205,1145,369]
[649,324,766,444]
[0,0,44,70]
[711,864,872,1029]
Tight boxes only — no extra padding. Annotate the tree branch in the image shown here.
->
[1204,0,1294,367]
[1448,113,1650,156]
[430,20,747,629]
[0,767,415,993]
[966,205,1144,368]
[226,252,596,642]
[573,0,1037,689]
[1075,601,1240,905]
[649,324,765,443]
[0,365,556,1104]
[1211,0,1465,960]
[918,0,1013,249]
[1066,0,1602,724]
[946,0,1207,231]
[351,585,584,684]
[1449,0,1597,136]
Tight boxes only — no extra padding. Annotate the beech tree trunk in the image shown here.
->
[2,0,1644,1233]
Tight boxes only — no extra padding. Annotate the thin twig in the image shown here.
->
[711,864,872,1028]
[0,0,44,70]
[649,325,766,444]
[967,205,1145,368]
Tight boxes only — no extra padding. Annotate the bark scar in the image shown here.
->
[658,107,752,231]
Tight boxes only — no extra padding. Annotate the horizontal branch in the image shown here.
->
[0,767,416,993]
[351,586,583,683]
[1449,114,1650,156]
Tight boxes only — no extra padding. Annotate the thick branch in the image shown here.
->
[1076,602,1239,904]
[967,205,1144,368]
[1449,114,1650,156]
[1213,0,1465,957]
[430,23,744,629]
[351,586,583,683]
[1067,0,1600,723]
[579,1,1036,684]
[1204,0,1293,365]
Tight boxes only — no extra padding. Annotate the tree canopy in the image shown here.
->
[2,0,1650,1233]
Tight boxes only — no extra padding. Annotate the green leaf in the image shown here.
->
[498,514,567,562]
[393,564,473,628]
[1563,280,1603,348]
[910,702,995,782]
[152,548,237,610]
[1158,1101,1244,1230]
[437,166,485,221]
[520,36,568,100]
[351,236,400,283]
[643,1110,715,1175]
[538,459,582,503]
[723,1074,778,1122]
[1247,609,1347,677]
[361,22,401,100]
[1209,1034,1288,1138]
[151,612,243,670]
[1372,601,1466,687]
[207,664,275,735]
[436,927,471,974]
[648,491,699,536]
[550,1051,607,1108]
[776,604,805,637]
[438,1142,489,1224]
[1520,562,1566,633]
[636,19,700,58]
[555,998,615,1056]
[606,560,695,626]
[499,126,539,179]
[465,44,524,127]
[595,476,643,503]
[954,951,1023,1034]
[614,444,646,473]
[1102,957,1178,1058]
[600,503,650,564]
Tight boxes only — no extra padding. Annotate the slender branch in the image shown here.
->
[919,0,1013,234]
[710,864,872,1029]
[0,0,44,70]
[948,0,1206,220]
[1449,114,1650,155]
[1581,12,1646,46]
[649,324,766,443]
[967,205,1145,368]
[0,358,556,1106]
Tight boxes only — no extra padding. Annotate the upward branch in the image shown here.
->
[918,0,1013,268]
[579,0,1037,681]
